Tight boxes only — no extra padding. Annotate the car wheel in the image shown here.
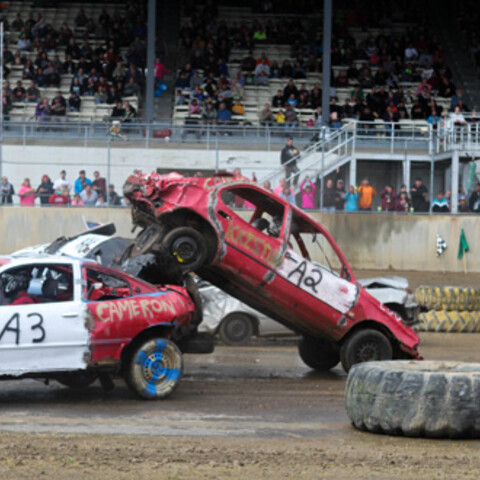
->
[55,371,97,390]
[162,227,207,271]
[340,328,393,373]
[125,338,183,400]
[219,314,254,345]
[298,335,340,371]
[132,224,164,257]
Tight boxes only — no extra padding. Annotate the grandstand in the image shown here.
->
[1,0,140,123]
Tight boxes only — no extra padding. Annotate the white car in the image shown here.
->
[199,277,418,345]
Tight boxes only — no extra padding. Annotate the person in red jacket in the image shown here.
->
[49,187,69,206]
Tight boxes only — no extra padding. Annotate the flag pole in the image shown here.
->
[463,253,467,275]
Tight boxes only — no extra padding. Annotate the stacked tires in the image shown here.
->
[414,286,480,333]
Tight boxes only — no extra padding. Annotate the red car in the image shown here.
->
[0,255,206,399]
[124,172,421,372]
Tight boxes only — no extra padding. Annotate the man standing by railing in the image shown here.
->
[280,137,299,187]
[0,176,14,205]
[357,178,376,211]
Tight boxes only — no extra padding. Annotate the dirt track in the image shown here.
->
[1,331,480,479]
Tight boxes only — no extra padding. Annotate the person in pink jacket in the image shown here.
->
[18,178,36,206]
[300,177,316,209]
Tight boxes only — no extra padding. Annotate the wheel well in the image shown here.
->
[160,209,219,263]
[340,321,402,358]
[120,325,174,373]
[217,312,259,336]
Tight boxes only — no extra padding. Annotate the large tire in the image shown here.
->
[298,336,340,371]
[345,360,480,438]
[125,338,183,400]
[416,310,480,333]
[219,313,254,345]
[162,227,207,272]
[414,286,480,311]
[340,328,393,373]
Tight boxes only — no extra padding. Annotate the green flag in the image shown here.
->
[458,229,469,260]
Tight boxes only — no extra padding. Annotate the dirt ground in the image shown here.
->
[1,268,480,479]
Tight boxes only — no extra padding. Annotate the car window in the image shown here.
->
[85,268,131,301]
[0,264,74,306]
[220,186,286,239]
[289,212,344,277]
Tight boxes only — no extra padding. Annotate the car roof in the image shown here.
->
[0,254,95,268]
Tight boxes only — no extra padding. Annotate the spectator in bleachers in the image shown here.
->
[74,170,92,194]
[202,101,217,125]
[330,111,342,129]
[36,175,54,206]
[458,195,470,213]
[71,193,84,207]
[17,28,32,52]
[122,101,137,122]
[468,183,480,213]
[216,102,232,126]
[12,81,26,102]
[410,178,429,212]
[92,171,106,198]
[272,89,284,108]
[123,77,139,97]
[241,51,256,73]
[35,97,51,124]
[232,99,244,116]
[275,108,285,125]
[111,101,125,119]
[287,94,297,107]
[283,79,298,100]
[394,192,410,212]
[280,60,293,79]
[284,105,299,132]
[189,99,202,115]
[254,60,270,85]
[18,178,36,206]
[357,179,376,211]
[0,176,14,205]
[451,106,467,125]
[432,191,450,213]
[68,91,81,112]
[49,186,70,207]
[380,185,397,212]
[51,93,67,121]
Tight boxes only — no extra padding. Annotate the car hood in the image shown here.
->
[358,276,409,290]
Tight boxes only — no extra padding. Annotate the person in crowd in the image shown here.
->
[273,178,293,197]
[284,105,298,132]
[410,177,429,212]
[259,103,274,126]
[71,193,84,207]
[458,195,470,213]
[36,174,54,205]
[216,102,231,125]
[35,97,51,124]
[280,184,296,206]
[95,195,107,207]
[122,101,137,123]
[431,191,450,213]
[231,99,244,115]
[380,185,397,212]
[343,185,359,212]
[280,137,299,187]
[299,177,316,209]
[322,178,337,212]
[469,183,480,212]
[18,178,35,206]
[1,176,14,205]
[92,170,106,198]
[49,186,69,206]
[111,101,125,119]
[53,170,72,193]
[357,178,376,211]
[263,180,272,191]
[68,91,81,112]
[80,184,98,206]
[108,184,121,206]
[13,80,26,102]
[335,179,346,210]
[394,191,410,212]
[74,170,92,194]
[26,80,40,103]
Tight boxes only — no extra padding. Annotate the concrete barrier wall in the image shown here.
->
[1,207,478,272]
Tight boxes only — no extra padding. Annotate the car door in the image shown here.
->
[0,261,89,375]
[274,208,359,338]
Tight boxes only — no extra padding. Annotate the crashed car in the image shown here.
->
[123,172,421,372]
[199,276,418,345]
[0,255,207,399]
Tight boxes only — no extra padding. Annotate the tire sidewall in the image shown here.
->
[298,335,340,371]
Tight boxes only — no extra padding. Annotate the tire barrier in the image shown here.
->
[345,360,480,438]
[416,310,480,333]
[414,286,480,312]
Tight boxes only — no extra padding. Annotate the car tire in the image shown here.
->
[414,286,480,311]
[132,224,164,257]
[125,338,183,400]
[298,335,340,371]
[340,328,393,373]
[219,314,254,345]
[345,360,480,438]
[416,310,480,333]
[162,227,207,272]
[55,371,97,390]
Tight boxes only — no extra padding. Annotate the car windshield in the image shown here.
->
[289,212,346,278]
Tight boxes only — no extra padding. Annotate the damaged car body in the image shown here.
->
[123,172,421,372]
[0,255,208,399]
